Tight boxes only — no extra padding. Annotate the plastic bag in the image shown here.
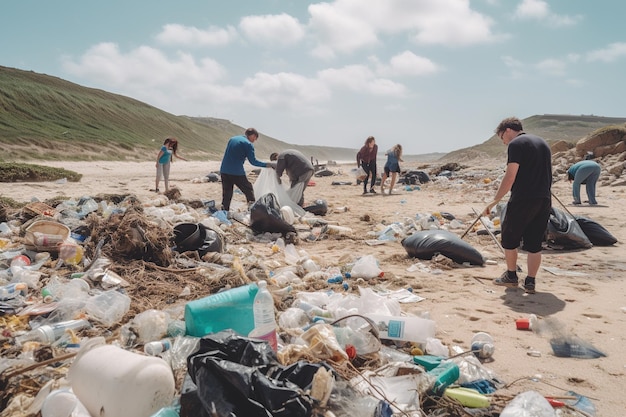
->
[184,330,325,417]
[402,230,485,265]
[253,168,305,216]
[355,166,367,181]
[250,193,297,236]
[545,208,592,249]
[575,216,617,246]
[499,390,556,417]
[350,255,383,279]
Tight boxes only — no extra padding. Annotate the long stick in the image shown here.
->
[551,191,575,219]
[460,211,483,239]
[472,207,523,273]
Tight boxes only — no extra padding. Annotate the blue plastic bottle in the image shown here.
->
[184,283,259,337]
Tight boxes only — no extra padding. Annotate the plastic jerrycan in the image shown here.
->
[68,337,175,417]
[184,283,259,337]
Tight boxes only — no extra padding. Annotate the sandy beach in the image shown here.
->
[2,159,625,415]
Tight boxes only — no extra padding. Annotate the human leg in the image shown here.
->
[370,162,377,192]
[381,167,389,194]
[362,162,371,193]
[233,175,256,206]
[388,172,398,194]
[162,162,171,191]
[220,173,235,211]
[585,166,601,204]
[572,176,583,204]
[520,198,551,293]
[155,164,164,191]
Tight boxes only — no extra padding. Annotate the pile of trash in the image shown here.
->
[0,190,601,417]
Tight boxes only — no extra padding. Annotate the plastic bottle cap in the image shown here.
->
[38,326,56,344]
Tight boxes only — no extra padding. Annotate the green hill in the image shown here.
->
[441,114,626,161]
[0,66,357,162]
[2,65,624,164]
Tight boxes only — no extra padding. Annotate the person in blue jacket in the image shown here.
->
[219,128,276,211]
[567,160,602,205]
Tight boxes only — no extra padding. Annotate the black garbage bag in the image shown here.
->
[250,193,296,236]
[183,330,324,417]
[401,170,430,185]
[197,223,225,255]
[574,216,617,246]
[402,229,485,265]
[303,199,328,216]
[545,208,592,249]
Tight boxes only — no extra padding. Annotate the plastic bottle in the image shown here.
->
[249,280,278,351]
[144,339,173,356]
[471,332,495,359]
[365,313,436,344]
[0,282,29,301]
[16,319,91,345]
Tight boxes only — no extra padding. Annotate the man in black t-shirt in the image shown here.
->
[483,117,552,294]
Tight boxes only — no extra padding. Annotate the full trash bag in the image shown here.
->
[545,208,592,249]
[250,193,297,236]
[253,169,305,216]
[303,199,328,216]
[574,216,617,246]
[184,330,325,417]
[402,230,485,266]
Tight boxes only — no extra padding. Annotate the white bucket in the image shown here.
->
[68,337,175,417]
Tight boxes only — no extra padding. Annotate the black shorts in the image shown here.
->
[501,198,551,253]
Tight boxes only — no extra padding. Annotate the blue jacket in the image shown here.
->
[220,135,267,175]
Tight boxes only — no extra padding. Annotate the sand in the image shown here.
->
[3,159,625,415]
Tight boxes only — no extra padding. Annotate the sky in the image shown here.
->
[2,0,625,155]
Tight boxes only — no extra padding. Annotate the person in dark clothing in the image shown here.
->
[483,117,552,294]
[270,149,314,207]
[219,128,276,211]
[356,136,378,194]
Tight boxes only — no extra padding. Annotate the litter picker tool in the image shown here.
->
[472,207,522,273]
[550,191,575,219]
[460,210,484,239]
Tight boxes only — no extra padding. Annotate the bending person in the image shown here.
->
[356,136,378,194]
[270,149,314,207]
[567,160,601,205]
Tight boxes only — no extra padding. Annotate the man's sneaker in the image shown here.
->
[524,277,536,294]
[493,271,519,287]
[369,188,377,194]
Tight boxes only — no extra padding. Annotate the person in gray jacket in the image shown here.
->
[270,150,315,207]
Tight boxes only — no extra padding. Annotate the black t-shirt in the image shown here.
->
[507,133,552,202]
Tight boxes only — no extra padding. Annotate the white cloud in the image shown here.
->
[239,13,305,47]
[238,72,331,108]
[515,0,581,27]
[155,24,238,47]
[307,0,497,58]
[373,51,440,77]
[318,65,407,97]
[501,55,525,79]
[515,0,549,19]
[535,58,566,76]
[587,42,626,63]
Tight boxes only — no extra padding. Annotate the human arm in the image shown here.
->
[156,147,165,166]
[173,151,187,161]
[483,162,519,216]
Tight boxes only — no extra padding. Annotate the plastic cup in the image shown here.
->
[248,325,278,351]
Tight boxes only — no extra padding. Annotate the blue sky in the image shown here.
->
[3,0,625,154]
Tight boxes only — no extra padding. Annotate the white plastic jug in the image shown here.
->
[68,337,175,417]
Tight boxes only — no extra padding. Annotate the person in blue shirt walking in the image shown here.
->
[567,160,602,205]
[153,137,186,193]
[380,144,403,195]
[219,128,276,211]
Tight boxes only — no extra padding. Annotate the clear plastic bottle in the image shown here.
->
[250,280,278,350]
[0,282,28,301]
[16,319,91,345]
[144,339,172,356]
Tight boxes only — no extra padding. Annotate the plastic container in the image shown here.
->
[11,255,31,268]
[16,319,91,345]
[41,388,91,417]
[144,338,173,356]
[249,280,278,351]
[428,361,460,395]
[471,332,495,359]
[184,283,259,337]
[365,313,436,344]
[69,337,175,417]
[0,282,28,301]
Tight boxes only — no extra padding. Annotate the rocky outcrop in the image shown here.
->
[552,125,626,186]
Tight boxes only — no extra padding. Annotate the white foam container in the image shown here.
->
[68,337,175,417]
